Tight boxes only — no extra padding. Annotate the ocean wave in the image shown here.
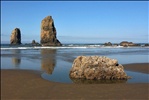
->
[1,43,149,50]
[1,45,148,50]
[1,46,88,50]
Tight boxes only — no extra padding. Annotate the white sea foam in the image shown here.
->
[34,46,88,49]
[1,46,89,50]
[1,44,148,50]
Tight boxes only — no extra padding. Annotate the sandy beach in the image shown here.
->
[1,63,149,100]
[1,1,149,99]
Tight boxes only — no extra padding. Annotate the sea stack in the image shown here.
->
[10,28,21,45]
[40,16,62,46]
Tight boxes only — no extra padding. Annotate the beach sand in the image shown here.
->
[124,63,149,74]
[1,63,149,100]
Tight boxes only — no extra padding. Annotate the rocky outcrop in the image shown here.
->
[32,40,36,44]
[113,43,119,46]
[120,41,140,47]
[120,41,129,47]
[31,40,40,46]
[144,44,149,46]
[10,28,21,44]
[104,42,112,46]
[40,16,62,46]
[70,56,130,80]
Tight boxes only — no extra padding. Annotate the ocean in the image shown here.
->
[1,43,149,83]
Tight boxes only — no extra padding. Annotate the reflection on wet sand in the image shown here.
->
[70,78,127,84]
[41,49,56,74]
[11,49,21,68]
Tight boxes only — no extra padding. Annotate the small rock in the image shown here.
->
[104,42,112,46]
[32,40,36,44]
[31,40,40,46]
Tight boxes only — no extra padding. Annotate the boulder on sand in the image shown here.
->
[70,56,130,80]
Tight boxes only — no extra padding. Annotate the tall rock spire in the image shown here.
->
[40,16,62,46]
[10,28,21,45]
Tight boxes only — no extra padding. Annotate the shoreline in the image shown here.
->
[1,63,149,99]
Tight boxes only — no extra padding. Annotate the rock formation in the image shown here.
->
[32,40,36,44]
[104,42,112,46]
[10,28,21,44]
[31,40,40,46]
[120,41,140,47]
[144,44,149,46]
[70,56,130,80]
[40,16,62,46]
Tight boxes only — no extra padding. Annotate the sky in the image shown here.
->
[1,1,148,44]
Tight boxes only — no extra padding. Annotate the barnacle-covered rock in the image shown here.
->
[70,56,130,80]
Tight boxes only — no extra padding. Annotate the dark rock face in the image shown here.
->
[70,56,130,80]
[32,40,36,44]
[40,16,62,46]
[10,28,21,44]
[104,42,112,46]
[113,43,119,46]
[144,44,149,46]
[31,40,40,46]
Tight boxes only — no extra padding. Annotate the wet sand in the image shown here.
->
[124,63,149,74]
[1,63,149,100]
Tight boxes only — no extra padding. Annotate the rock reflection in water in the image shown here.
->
[70,78,127,84]
[11,49,21,67]
[41,49,56,74]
